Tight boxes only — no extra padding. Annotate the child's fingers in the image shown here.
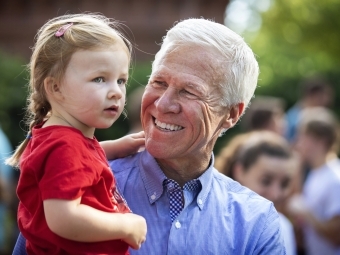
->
[134,138,145,144]
[129,131,145,139]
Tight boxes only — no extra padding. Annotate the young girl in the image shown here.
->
[6,13,147,254]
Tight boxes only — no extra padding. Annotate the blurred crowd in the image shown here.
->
[1,75,339,254]
[215,75,340,255]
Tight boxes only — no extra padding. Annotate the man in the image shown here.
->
[14,18,285,254]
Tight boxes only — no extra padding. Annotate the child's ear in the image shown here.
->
[44,77,62,99]
[221,103,245,129]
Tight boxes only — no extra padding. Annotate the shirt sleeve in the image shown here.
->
[253,204,287,255]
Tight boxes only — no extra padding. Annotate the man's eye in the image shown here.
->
[153,80,166,86]
[93,77,105,83]
[181,89,198,98]
[184,90,195,96]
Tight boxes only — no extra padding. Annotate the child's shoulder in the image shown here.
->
[34,125,85,141]
[31,126,88,153]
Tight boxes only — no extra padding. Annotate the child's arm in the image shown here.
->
[100,131,145,160]
[43,198,147,249]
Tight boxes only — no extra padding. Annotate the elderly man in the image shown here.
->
[14,18,285,254]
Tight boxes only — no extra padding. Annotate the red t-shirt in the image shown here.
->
[17,124,131,255]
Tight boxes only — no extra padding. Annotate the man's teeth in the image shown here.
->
[155,119,183,131]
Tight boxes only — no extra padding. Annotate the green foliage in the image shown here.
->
[0,51,28,148]
[249,0,340,88]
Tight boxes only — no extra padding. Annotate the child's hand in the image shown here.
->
[101,131,145,160]
[122,213,147,250]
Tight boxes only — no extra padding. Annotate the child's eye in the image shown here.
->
[93,77,105,83]
[117,78,127,85]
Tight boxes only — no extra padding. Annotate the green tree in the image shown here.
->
[248,0,340,114]
[0,52,27,148]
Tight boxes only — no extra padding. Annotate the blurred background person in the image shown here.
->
[285,76,334,144]
[215,131,298,255]
[288,107,340,255]
[0,125,17,254]
[241,96,287,136]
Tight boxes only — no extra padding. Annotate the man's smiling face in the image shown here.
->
[141,44,231,161]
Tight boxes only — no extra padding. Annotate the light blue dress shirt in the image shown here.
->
[110,150,286,255]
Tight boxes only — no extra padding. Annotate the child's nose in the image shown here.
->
[108,82,123,99]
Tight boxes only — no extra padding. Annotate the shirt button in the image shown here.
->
[150,194,156,200]
[198,199,203,205]
[175,221,181,229]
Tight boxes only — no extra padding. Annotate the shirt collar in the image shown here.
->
[195,154,215,210]
[139,150,167,204]
[139,150,215,209]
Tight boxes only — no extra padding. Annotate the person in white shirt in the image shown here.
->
[289,106,340,255]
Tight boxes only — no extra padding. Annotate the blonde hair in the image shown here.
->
[6,13,132,167]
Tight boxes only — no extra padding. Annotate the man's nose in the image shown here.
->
[155,88,180,114]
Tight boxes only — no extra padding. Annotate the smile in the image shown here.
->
[154,119,183,131]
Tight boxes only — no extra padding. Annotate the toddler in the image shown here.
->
[6,13,147,254]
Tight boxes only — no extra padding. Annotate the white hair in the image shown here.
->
[152,18,259,108]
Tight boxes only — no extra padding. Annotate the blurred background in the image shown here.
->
[0,0,339,254]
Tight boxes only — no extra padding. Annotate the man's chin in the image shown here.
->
[145,143,172,159]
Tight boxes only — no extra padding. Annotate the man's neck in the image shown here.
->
[156,154,212,187]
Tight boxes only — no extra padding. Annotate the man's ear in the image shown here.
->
[221,102,245,129]
[44,77,62,99]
